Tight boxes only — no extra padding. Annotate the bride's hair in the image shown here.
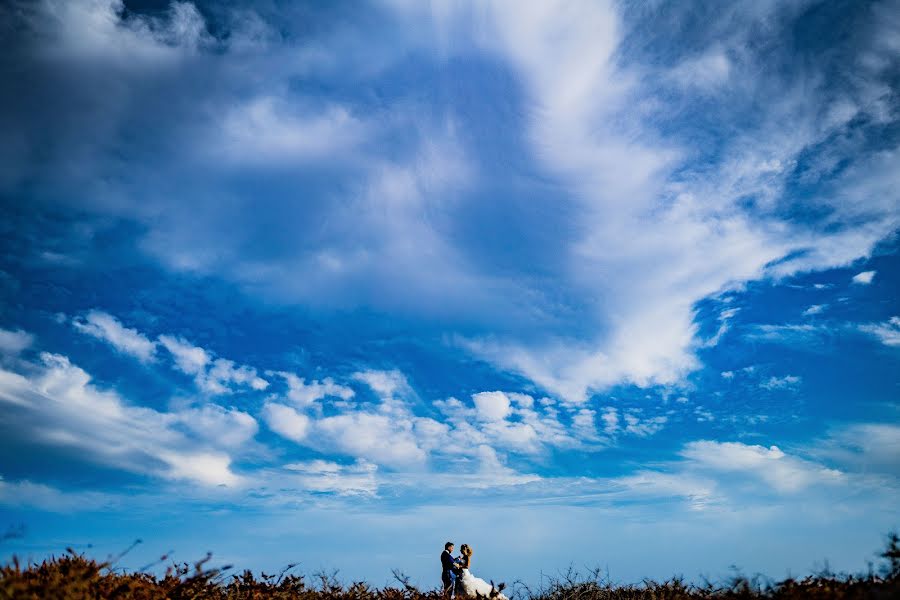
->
[460,544,472,556]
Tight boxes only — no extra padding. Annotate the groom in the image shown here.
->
[440,541,458,597]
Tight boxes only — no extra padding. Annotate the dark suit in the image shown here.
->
[441,550,457,592]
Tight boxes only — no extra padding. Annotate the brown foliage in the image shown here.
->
[1,535,898,600]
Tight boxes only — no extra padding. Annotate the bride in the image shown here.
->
[456,544,507,600]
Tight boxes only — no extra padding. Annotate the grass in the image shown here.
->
[1,533,898,600]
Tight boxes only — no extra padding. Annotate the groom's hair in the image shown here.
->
[445,541,454,550]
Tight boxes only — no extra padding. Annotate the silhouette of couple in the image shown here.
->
[440,541,506,600]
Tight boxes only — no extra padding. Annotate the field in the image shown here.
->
[2,534,898,600]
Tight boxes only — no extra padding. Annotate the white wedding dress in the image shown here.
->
[458,568,507,600]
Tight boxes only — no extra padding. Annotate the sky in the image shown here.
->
[1,0,899,589]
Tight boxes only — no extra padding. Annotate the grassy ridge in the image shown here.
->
[2,534,898,600]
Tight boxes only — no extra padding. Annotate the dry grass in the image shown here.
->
[2,533,898,600]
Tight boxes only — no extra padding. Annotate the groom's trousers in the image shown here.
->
[442,569,456,596]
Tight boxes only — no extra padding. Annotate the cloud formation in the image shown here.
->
[158,335,269,394]
[0,328,33,355]
[0,351,250,486]
[859,317,900,347]
[73,310,157,362]
[0,0,895,443]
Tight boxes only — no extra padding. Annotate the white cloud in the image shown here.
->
[272,371,354,407]
[208,358,270,392]
[262,377,592,473]
[852,270,876,284]
[0,352,244,486]
[572,408,599,440]
[472,391,512,421]
[11,0,896,408]
[802,304,826,316]
[759,375,802,390]
[25,0,211,62]
[352,369,416,417]
[262,402,310,442]
[420,0,900,403]
[859,316,900,347]
[470,444,540,486]
[600,407,619,434]
[158,334,269,394]
[158,334,210,374]
[747,324,826,345]
[175,403,258,448]
[0,328,33,355]
[314,412,427,469]
[680,440,843,493]
[263,371,429,469]
[694,407,714,423]
[352,369,409,400]
[283,459,378,496]
[216,97,368,165]
[623,413,668,437]
[596,407,667,438]
[668,48,732,91]
[156,449,241,487]
[0,476,118,512]
[614,470,718,511]
[73,310,157,362]
[813,423,900,476]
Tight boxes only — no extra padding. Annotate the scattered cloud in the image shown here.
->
[614,470,718,511]
[283,459,378,496]
[472,391,512,422]
[0,3,897,576]
[262,402,310,443]
[802,304,826,316]
[0,352,247,487]
[859,316,900,347]
[313,411,427,469]
[668,47,732,91]
[747,324,829,346]
[270,371,354,408]
[624,413,668,437]
[596,406,667,438]
[760,375,802,391]
[0,328,33,355]
[216,97,369,166]
[0,476,118,512]
[679,440,844,493]
[73,310,157,362]
[2,0,897,406]
[852,270,876,285]
[813,423,900,476]
[158,335,269,394]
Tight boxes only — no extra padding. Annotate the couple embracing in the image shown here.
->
[440,541,507,600]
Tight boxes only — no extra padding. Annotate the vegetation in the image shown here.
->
[1,533,898,600]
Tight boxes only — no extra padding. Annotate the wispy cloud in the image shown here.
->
[269,371,354,408]
[802,304,827,317]
[3,0,898,405]
[759,375,802,391]
[73,310,158,363]
[0,350,250,487]
[679,440,843,494]
[158,334,269,394]
[0,328,33,355]
[0,476,119,512]
[859,316,900,347]
[283,459,378,497]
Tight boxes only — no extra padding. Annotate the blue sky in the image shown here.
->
[1,0,899,588]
